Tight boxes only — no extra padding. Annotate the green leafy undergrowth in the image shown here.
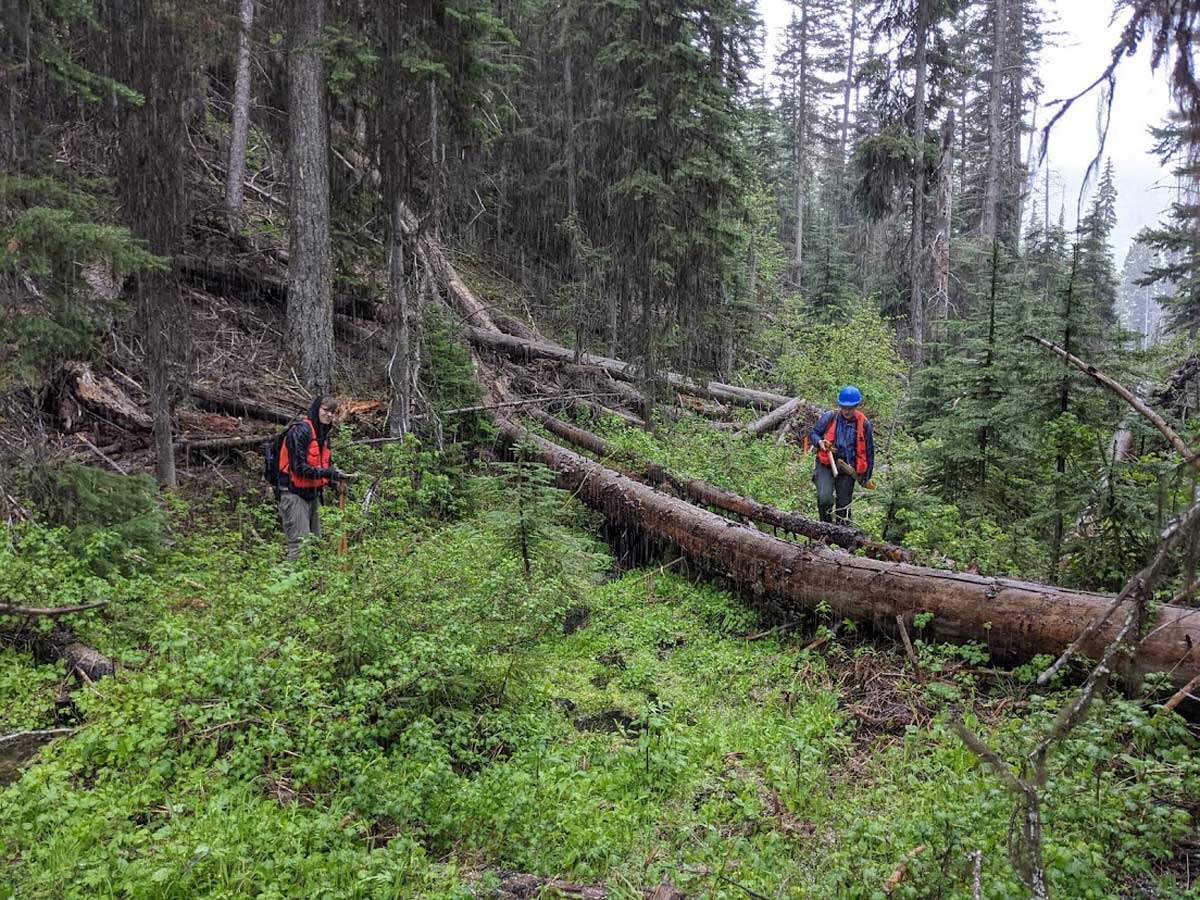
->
[1,457,1196,898]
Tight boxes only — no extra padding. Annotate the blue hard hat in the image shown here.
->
[837,385,862,407]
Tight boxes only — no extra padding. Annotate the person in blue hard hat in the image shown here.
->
[809,385,874,525]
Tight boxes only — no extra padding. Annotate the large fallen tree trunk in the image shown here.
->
[469,327,796,411]
[524,407,911,562]
[494,415,1200,685]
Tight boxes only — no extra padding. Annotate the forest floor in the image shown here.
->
[2,430,1198,899]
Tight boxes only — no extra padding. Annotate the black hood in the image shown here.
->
[308,395,330,444]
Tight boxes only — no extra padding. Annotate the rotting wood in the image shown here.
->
[523,407,911,562]
[60,361,152,432]
[469,327,792,410]
[492,415,1200,686]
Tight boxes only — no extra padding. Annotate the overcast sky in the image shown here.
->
[756,0,1177,263]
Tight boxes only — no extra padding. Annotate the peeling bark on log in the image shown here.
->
[525,408,910,562]
[494,416,1200,685]
[60,362,152,432]
[469,327,791,410]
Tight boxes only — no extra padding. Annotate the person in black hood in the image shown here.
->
[277,395,350,560]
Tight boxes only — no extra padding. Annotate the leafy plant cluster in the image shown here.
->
[2,445,1196,898]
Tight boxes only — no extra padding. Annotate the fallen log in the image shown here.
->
[60,361,152,433]
[176,433,274,453]
[743,396,815,436]
[190,385,294,425]
[3,626,116,682]
[468,327,792,410]
[524,407,911,562]
[494,416,1200,685]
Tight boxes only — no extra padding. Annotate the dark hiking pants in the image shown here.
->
[813,464,856,525]
[279,489,321,561]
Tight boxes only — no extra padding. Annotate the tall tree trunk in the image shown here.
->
[929,109,955,338]
[1050,248,1079,578]
[838,0,859,169]
[980,0,1006,241]
[641,290,656,427]
[564,52,578,221]
[287,0,334,394]
[225,0,255,231]
[108,1,189,488]
[142,274,177,487]
[909,0,930,367]
[386,195,412,437]
[1016,94,1038,244]
[793,1,809,286]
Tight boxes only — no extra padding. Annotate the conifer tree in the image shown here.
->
[773,0,843,287]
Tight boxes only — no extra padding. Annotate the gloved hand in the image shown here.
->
[326,468,350,482]
[818,439,833,452]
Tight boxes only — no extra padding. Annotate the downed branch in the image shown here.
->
[492,415,1200,686]
[0,600,110,617]
[524,407,911,562]
[1025,335,1200,471]
[0,728,78,747]
[469,327,795,411]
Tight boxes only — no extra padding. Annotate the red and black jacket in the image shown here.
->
[279,413,332,500]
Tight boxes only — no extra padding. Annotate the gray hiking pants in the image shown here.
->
[279,489,321,561]
[813,464,856,525]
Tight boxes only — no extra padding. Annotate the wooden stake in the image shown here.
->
[337,481,348,555]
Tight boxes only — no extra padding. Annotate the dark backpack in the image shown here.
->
[262,419,303,495]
